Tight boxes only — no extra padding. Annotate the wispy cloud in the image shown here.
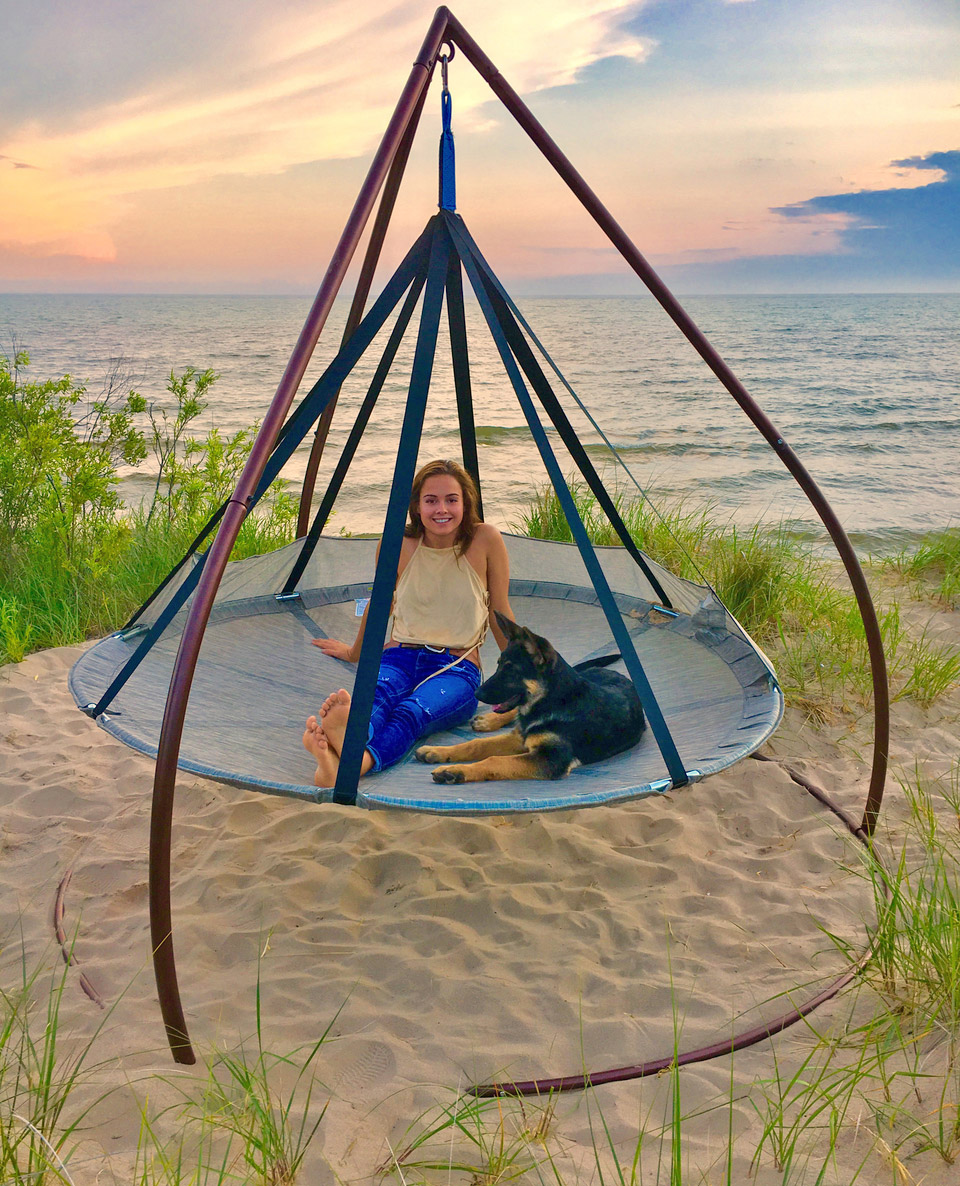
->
[0,1,652,264]
[658,148,960,291]
[3,1,957,292]
[772,149,960,268]
[1,153,39,170]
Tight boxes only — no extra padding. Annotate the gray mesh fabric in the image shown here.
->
[69,533,782,814]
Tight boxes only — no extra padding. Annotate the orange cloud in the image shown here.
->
[0,1,652,281]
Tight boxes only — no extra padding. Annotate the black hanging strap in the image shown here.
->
[448,213,673,610]
[445,248,482,517]
[281,269,429,596]
[332,217,454,804]
[447,214,689,789]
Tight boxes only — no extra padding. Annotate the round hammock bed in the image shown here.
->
[69,7,888,1097]
[70,531,783,813]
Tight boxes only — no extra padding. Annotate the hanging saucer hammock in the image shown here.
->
[70,211,784,812]
[69,7,888,1094]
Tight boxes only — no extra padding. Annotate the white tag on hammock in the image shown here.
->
[355,597,370,617]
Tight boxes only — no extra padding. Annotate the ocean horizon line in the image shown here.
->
[3,288,960,300]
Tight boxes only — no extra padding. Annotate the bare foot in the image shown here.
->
[319,688,351,726]
[319,690,375,777]
[320,689,352,753]
[302,715,339,788]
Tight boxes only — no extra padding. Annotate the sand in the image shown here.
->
[2,610,959,1183]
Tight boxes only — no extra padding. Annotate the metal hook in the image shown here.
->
[438,40,454,90]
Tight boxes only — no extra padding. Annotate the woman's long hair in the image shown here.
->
[405,459,481,551]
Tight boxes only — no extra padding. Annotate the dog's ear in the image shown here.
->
[529,636,558,671]
[496,613,554,666]
[495,611,522,641]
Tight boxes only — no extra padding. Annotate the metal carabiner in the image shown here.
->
[438,39,455,90]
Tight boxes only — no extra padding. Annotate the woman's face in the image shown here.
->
[418,474,464,543]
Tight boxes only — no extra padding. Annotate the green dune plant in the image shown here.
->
[0,352,296,664]
[376,1091,551,1184]
[0,940,119,1185]
[133,965,333,1185]
[515,478,960,716]
[817,762,960,1169]
[1,937,333,1184]
[888,528,960,608]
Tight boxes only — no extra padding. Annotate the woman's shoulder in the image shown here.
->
[467,521,506,554]
[474,520,504,543]
[395,533,419,573]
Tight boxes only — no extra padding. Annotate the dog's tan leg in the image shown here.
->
[416,730,525,765]
[471,706,519,733]
[431,750,561,784]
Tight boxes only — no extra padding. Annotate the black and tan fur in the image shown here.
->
[415,612,646,783]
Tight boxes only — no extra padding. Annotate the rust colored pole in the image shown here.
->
[472,758,888,1097]
[296,74,434,536]
[149,7,453,1064]
[444,12,888,836]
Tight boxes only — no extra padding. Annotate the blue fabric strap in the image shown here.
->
[281,269,429,596]
[332,216,454,804]
[87,549,210,718]
[446,213,674,610]
[454,214,698,602]
[90,225,434,718]
[121,500,227,631]
[259,221,435,493]
[439,85,456,211]
[445,249,482,517]
[446,214,689,789]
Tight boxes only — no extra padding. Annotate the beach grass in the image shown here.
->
[5,763,960,1182]
[0,931,121,1185]
[514,478,960,716]
[3,351,958,718]
[887,527,960,608]
[1,942,333,1185]
[4,358,960,1181]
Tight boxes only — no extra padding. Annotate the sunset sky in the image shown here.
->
[2,0,958,294]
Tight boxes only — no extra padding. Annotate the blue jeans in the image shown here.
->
[365,646,482,773]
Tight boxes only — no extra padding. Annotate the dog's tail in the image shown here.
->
[574,653,620,671]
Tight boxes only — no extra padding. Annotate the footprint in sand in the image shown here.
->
[326,1039,396,1102]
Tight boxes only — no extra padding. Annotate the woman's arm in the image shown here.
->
[482,525,513,651]
[312,600,367,662]
[311,539,386,662]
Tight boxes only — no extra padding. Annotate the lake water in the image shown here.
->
[2,290,957,554]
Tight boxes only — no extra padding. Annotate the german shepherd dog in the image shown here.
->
[415,612,646,783]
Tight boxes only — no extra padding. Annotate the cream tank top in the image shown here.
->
[391,542,489,651]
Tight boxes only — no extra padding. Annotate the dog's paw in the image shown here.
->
[471,711,503,733]
[417,744,454,763]
[431,765,465,784]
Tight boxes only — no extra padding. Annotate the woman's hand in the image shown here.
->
[312,637,357,662]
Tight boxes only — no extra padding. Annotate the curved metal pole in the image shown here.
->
[148,6,888,1077]
[149,7,453,1064]
[444,12,888,838]
[296,73,434,536]
[472,758,886,1096]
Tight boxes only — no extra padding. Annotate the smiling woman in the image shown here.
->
[303,458,514,786]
